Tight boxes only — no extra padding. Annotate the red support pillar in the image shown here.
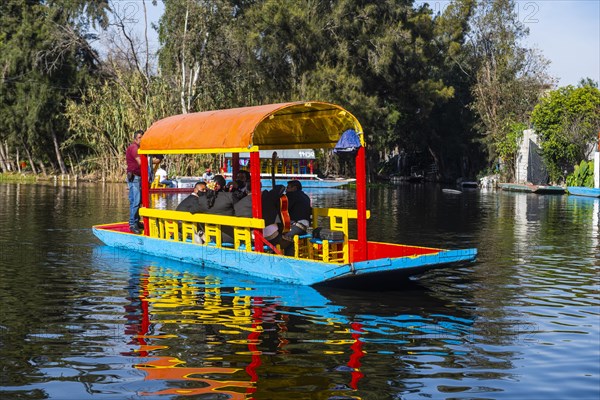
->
[141,154,150,236]
[232,153,240,180]
[355,146,367,261]
[250,151,263,252]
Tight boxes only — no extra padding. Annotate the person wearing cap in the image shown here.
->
[202,168,214,182]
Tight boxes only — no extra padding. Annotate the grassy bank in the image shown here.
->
[0,173,38,183]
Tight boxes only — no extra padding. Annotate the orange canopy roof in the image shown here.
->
[139,101,363,154]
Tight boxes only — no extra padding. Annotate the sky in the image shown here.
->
[119,0,599,87]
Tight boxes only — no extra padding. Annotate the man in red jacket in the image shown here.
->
[126,130,144,234]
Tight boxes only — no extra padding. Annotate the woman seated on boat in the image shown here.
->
[200,175,235,243]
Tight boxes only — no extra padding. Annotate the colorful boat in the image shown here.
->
[93,101,477,286]
[567,186,600,198]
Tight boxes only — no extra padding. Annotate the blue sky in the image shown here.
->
[131,0,599,87]
[521,0,599,85]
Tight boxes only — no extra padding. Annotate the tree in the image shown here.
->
[0,0,108,174]
[531,82,600,182]
[467,0,552,180]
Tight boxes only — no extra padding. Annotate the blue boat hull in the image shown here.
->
[92,227,477,286]
[567,186,600,198]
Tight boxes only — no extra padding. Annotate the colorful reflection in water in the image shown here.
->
[113,259,477,399]
[122,265,368,398]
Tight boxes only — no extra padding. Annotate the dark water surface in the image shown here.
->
[1,182,598,399]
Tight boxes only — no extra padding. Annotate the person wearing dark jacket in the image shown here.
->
[281,180,312,255]
[233,180,252,217]
[200,175,235,242]
[175,181,206,213]
[261,185,286,247]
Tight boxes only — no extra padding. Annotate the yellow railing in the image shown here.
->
[298,207,371,264]
[138,206,369,264]
[139,208,264,251]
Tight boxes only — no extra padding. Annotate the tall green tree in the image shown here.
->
[531,82,600,182]
[0,0,108,174]
[467,0,552,180]
[234,0,476,179]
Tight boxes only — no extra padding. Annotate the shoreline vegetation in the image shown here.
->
[1,1,598,185]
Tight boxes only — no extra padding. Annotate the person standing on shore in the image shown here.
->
[126,130,144,234]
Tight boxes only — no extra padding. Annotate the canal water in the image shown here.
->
[0,182,598,399]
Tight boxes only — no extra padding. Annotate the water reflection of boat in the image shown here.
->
[93,246,475,397]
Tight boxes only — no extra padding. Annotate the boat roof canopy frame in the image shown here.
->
[138,101,364,155]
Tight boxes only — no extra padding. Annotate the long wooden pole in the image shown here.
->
[355,146,367,262]
[232,153,240,180]
[250,151,263,252]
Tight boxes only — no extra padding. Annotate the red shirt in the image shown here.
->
[126,143,141,175]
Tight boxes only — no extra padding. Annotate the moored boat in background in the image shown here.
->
[567,186,600,198]
[499,183,565,194]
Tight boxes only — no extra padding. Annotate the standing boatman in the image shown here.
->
[126,130,144,234]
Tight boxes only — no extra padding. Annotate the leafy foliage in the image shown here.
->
[531,83,600,182]
[468,0,552,179]
[0,0,109,173]
[566,160,595,188]
[0,0,574,183]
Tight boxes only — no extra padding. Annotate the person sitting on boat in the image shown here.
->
[233,181,284,250]
[235,170,251,194]
[155,164,176,188]
[202,168,214,182]
[233,180,252,218]
[228,179,248,202]
[280,180,312,256]
[200,175,235,243]
[175,181,206,213]
[260,184,286,248]
[148,154,163,183]
[174,181,206,241]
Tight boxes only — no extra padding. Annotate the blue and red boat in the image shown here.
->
[93,101,476,286]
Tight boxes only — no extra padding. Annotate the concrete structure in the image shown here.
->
[595,150,599,189]
[515,129,548,185]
